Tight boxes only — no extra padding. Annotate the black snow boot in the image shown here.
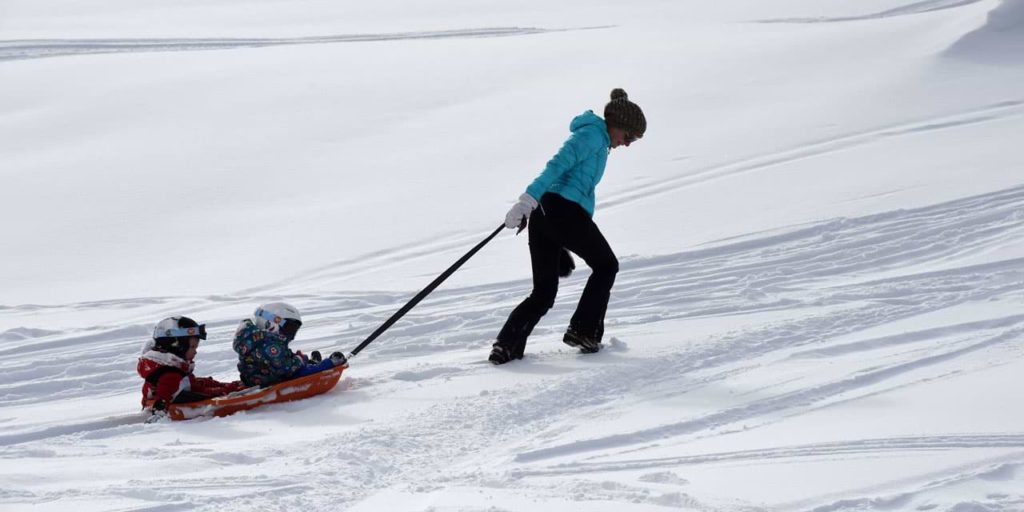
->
[563,326,602,354]
[489,345,517,365]
[490,328,528,365]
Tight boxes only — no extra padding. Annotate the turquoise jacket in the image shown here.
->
[525,110,610,217]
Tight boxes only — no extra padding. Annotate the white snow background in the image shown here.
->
[2,0,1024,510]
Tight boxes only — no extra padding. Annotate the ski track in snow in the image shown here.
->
[3,183,1024,509]
[603,100,1024,212]
[800,458,1024,512]
[0,27,598,62]
[515,435,1024,476]
[758,0,987,23]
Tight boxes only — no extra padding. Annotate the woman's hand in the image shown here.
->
[505,193,538,229]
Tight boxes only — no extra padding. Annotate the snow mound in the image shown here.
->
[946,0,1024,63]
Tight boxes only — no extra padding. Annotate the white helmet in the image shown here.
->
[143,316,206,356]
[253,302,303,341]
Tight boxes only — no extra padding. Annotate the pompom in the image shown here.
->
[610,88,628,101]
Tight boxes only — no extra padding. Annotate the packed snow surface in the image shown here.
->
[1,0,1023,510]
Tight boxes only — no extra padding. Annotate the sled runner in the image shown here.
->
[166,366,345,421]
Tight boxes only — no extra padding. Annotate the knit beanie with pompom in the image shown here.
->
[603,88,646,138]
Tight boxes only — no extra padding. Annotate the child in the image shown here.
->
[233,302,347,387]
[138,316,246,419]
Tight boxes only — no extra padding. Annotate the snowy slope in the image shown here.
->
[2,0,1024,511]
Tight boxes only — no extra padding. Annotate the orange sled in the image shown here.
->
[167,366,346,421]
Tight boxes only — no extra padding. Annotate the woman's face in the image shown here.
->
[608,126,638,149]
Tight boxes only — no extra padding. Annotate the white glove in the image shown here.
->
[505,193,539,229]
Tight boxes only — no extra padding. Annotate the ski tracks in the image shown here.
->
[3,186,1024,509]
[0,27,597,62]
[757,0,987,24]
[489,186,1024,466]
[252,185,1024,509]
[603,100,1024,213]
[328,184,1024,506]
[515,435,1024,477]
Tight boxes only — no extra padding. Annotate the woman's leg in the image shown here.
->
[565,228,617,342]
[494,206,561,360]
[545,197,618,344]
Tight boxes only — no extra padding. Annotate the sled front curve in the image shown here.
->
[167,366,345,421]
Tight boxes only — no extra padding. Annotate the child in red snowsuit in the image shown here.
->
[138,316,245,419]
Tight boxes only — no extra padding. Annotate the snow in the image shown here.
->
[947,0,1024,62]
[1,0,1023,510]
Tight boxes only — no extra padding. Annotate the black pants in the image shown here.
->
[496,193,618,357]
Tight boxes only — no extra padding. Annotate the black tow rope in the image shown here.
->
[345,223,507,361]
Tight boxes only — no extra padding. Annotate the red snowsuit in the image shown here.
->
[137,350,245,409]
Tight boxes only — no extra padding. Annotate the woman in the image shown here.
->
[491,88,647,364]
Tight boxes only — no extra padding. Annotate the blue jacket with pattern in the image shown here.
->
[233,319,335,387]
[525,110,611,217]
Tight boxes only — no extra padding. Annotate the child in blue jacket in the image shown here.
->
[491,88,647,364]
[233,302,347,387]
